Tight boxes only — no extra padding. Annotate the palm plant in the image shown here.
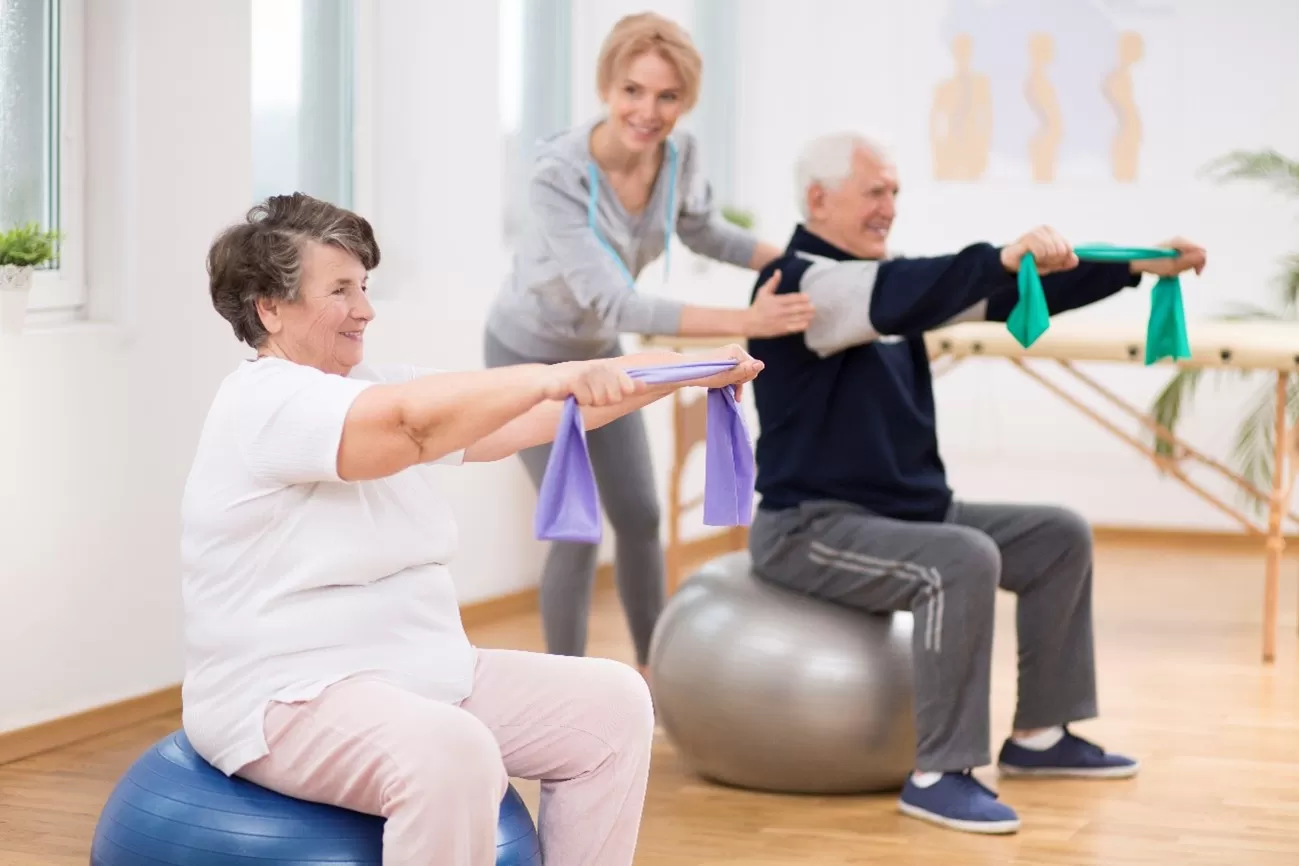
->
[1150,149,1299,512]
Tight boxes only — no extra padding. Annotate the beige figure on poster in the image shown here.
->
[1025,32,1061,183]
[930,34,992,181]
[1104,30,1144,182]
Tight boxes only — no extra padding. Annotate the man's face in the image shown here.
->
[805,147,898,259]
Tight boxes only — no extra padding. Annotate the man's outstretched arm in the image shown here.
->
[801,226,1079,357]
[984,237,1206,322]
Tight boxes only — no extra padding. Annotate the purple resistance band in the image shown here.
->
[534,361,756,544]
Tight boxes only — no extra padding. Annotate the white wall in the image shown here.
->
[0,0,252,733]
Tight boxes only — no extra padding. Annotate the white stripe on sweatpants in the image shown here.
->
[803,551,943,652]
[807,541,946,653]
[823,546,945,654]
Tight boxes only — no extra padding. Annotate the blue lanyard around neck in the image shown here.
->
[586,138,678,289]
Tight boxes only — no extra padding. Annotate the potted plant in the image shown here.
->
[689,205,758,275]
[1,221,62,334]
[721,205,756,231]
[1150,149,1299,510]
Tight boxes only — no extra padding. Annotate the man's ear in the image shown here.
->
[804,183,826,219]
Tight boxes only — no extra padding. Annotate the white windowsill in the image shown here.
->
[9,303,133,342]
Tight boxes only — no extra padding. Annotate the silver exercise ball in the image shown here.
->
[648,550,917,795]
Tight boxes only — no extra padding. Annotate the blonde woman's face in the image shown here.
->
[604,52,687,154]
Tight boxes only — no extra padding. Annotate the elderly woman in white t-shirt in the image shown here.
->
[183,192,762,866]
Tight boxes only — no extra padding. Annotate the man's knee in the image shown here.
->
[926,528,1001,619]
[1038,505,1094,559]
[905,528,1000,658]
[944,527,1002,592]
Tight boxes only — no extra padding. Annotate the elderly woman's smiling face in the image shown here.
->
[256,240,374,375]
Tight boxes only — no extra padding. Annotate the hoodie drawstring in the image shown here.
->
[662,138,678,279]
[586,138,678,289]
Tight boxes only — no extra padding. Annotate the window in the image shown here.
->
[689,0,739,219]
[0,0,86,319]
[251,0,357,209]
[500,0,571,242]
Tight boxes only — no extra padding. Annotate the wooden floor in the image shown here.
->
[3,536,1299,865]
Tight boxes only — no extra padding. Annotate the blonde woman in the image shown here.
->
[484,13,809,676]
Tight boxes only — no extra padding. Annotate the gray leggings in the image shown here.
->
[482,330,664,666]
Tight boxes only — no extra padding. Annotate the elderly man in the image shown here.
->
[744,132,1206,835]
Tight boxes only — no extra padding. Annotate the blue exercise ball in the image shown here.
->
[90,730,542,866]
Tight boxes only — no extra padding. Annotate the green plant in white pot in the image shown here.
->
[1150,149,1299,512]
[0,221,61,335]
[720,206,756,231]
[689,205,758,275]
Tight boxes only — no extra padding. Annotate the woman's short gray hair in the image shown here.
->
[794,132,890,218]
[206,193,381,347]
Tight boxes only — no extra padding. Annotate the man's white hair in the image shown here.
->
[794,132,891,219]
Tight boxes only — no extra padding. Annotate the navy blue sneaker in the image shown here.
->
[898,772,1021,834]
[997,727,1139,778]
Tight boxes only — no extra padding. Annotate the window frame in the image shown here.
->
[500,0,572,245]
[250,0,359,211]
[351,0,375,221]
[689,0,739,217]
[26,0,86,322]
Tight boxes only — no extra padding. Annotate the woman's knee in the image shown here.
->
[588,412,661,540]
[604,488,661,540]
[571,658,656,757]
[383,710,508,815]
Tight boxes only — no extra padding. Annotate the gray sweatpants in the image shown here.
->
[749,499,1099,773]
[483,329,664,666]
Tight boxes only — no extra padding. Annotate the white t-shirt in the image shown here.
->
[179,357,476,775]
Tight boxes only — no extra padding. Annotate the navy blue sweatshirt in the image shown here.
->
[746,225,1141,522]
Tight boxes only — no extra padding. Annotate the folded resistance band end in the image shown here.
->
[533,397,603,544]
[1006,253,1050,348]
[702,384,756,528]
[534,362,756,543]
[1146,274,1191,365]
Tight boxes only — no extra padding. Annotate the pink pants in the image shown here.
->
[237,648,655,866]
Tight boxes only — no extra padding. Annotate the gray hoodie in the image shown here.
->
[485,117,759,361]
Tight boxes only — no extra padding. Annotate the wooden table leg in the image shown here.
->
[666,389,683,596]
[1263,372,1289,663]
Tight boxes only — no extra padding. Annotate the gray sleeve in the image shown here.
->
[800,259,988,358]
[670,133,758,269]
[529,159,684,336]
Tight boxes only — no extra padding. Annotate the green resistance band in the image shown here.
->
[1006,244,1190,365]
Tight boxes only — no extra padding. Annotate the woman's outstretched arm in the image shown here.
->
[336,361,641,481]
[530,163,813,341]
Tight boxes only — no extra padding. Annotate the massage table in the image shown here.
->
[643,318,1299,663]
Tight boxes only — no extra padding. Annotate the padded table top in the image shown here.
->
[643,319,1299,372]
